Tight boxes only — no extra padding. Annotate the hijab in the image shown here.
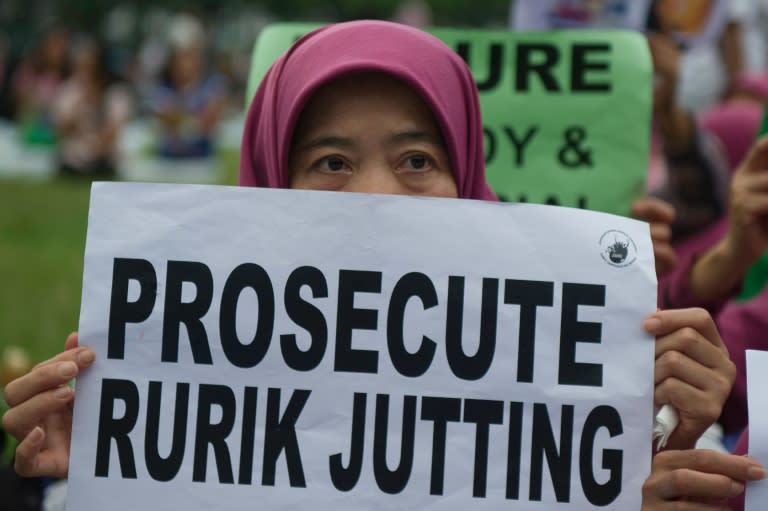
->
[699,72,768,173]
[239,20,496,201]
[700,101,763,174]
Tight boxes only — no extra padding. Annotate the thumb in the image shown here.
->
[739,134,768,174]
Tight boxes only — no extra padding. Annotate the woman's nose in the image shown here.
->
[343,165,406,195]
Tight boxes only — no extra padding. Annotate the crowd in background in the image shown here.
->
[0,10,245,179]
[0,1,452,181]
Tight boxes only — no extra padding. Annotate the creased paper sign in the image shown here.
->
[68,182,656,510]
[746,350,768,511]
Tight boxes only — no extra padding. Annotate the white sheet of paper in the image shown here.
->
[746,350,768,511]
[67,182,656,510]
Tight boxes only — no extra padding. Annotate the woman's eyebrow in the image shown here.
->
[297,135,356,151]
[388,130,442,146]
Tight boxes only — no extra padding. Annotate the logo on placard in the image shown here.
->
[600,230,637,267]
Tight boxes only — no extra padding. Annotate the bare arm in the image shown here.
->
[686,136,768,301]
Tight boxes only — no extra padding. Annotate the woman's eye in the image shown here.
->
[402,154,432,171]
[317,156,349,172]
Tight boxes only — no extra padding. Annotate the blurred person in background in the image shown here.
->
[701,73,768,173]
[647,4,768,446]
[669,73,768,295]
[645,29,730,243]
[392,0,433,27]
[148,14,227,160]
[675,0,768,113]
[508,1,731,245]
[727,0,768,79]
[660,75,768,443]
[51,38,133,177]
[658,132,768,449]
[11,27,70,146]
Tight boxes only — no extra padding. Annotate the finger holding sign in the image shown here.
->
[644,308,735,451]
[641,449,765,510]
[2,332,94,478]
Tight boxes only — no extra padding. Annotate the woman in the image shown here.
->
[149,31,226,159]
[52,39,133,176]
[645,31,730,241]
[2,20,763,509]
[11,27,70,146]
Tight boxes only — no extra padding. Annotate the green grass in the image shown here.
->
[0,150,240,366]
[0,178,94,463]
[0,151,240,464]
[0,178,92,363]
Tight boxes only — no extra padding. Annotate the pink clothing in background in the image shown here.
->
[647,130,668,191]
[700,72,768,172]
[731,72,768,103]
[681,75,768,435]
[716,293,768,434]
[12,63,63,108]
[52,81,133,170]
[700,101,763,172]
[239,20,496,201]
[660,217,729,311]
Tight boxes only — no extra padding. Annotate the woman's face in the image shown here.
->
[171,46,203,87]
[288,73,458,197]
[42,30,69,70]
[74,45,100,80]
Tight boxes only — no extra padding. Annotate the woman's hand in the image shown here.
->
[642,449,764,510]
[647,33,680,117]
[724,134,768,267]
[644,309,735,450]
[632,196,678,277]
[686,135,768,301]
[1,332,94,478]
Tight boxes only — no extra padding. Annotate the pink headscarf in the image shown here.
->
[700,72,768,173]
[700,101,763,173]
[731,72,768,102]
[239,20,497,201]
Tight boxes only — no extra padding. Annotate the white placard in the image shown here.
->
[67,182,656,510]
[746,350,768,511]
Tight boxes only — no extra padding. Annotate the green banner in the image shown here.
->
[247,24,652,216]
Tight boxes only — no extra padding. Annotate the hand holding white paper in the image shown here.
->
[653,405,680,450]
[67,183,657,511]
